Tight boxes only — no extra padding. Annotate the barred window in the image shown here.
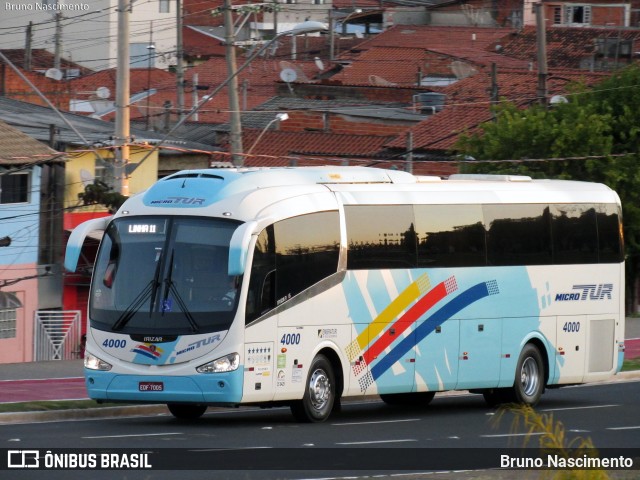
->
[0,292,21,339]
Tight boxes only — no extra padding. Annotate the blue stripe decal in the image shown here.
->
[370,281,496,381]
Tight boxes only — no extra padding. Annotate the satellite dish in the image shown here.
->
[96,86,111,99]
[45,68,63,81]
[280,68,298,83]
[450,61,477,79]
[550,95,569,105]
[79,169,95,187]
[314,57,325,71]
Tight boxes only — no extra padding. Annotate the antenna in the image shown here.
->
[45,68,63,81]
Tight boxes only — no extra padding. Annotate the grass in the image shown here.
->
[492,404,610,480]
[621,357,640,371]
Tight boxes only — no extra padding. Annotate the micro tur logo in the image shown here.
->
[7,450,39,468]
[555,283,613,302]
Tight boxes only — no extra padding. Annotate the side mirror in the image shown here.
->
[64,216,112,272]
[228,221,257,276]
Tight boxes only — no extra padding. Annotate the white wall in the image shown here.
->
[0,0,176,71]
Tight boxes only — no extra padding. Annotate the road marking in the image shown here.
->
[607,426,640,430]
[332,418,420,426]
[540,404,619,412]
[336,439,417,445]
[83,432,183,439]
[480,432,546,438]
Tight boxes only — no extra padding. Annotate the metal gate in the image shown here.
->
[34,310,82,361]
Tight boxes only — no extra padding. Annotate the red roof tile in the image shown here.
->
[240,129,394,166]
[499,26,640,69]
[386,68,608,152]
[69,68,176,100]
[183,26,226,57]
[183,0,225,27]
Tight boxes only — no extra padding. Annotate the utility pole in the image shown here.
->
[24,22,33,71]
[176,0,185,122]
[535,2,548,107]
[114,0,131,196]
[54,13,62,70]
[223,0,244,165]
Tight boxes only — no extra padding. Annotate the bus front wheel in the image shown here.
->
[291,354,336,423]
[509,344,545,406]
[167,403,207,420]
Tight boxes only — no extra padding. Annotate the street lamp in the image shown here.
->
[246,112,289,157]
[131,20,328,171]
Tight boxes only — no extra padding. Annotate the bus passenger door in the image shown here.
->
[555,315,586,383]
[456,318,502,389]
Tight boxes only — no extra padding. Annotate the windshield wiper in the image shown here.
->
[113,248,163,331]
[111,282,154,331]
[149,248,163,315]
[162,250,200,333]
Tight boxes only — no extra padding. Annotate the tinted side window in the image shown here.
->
[415,204,486,267]
[274,211,340,302]
[551,204,598,264]
[246,212,340,323]
[345,205,417,269]
[246,226,276,324]
[485,204,552,266]
[596,204,623,263]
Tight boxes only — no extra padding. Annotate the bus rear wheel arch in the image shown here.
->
[483,342,546,407]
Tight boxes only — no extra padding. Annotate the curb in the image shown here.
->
[1,371,638,425]
[0,404,169,425]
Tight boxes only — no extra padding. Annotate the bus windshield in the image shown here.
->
[90,216,242,335]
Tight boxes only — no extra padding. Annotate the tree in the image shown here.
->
[78,180,127,213]
[455,64,640,313]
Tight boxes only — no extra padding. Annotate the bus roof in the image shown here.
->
[119,166,619,223]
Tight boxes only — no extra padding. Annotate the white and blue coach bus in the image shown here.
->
[65,167,625,422]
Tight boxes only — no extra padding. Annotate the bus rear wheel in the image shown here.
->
[167,403,207,420]
[380,392,435,406]
[508,344,545,406]
[291,354,336,423]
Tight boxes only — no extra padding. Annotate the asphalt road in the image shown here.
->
[2,378,639,480]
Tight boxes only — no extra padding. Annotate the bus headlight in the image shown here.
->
[84,352,112,371]
[197,353,239,374]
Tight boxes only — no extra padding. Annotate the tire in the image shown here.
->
[380,391,435,406]
[290,354,336,423]
[167,403,207,420]
[509,344,545,406]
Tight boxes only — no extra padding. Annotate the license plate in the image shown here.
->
[139,381,164,392]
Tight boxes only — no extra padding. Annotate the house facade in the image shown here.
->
[0,120,66,364]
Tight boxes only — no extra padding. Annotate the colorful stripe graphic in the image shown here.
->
[132,344,164,360]
[363,276,458,365]
[346,273,431,362]
[369,280,499,382]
